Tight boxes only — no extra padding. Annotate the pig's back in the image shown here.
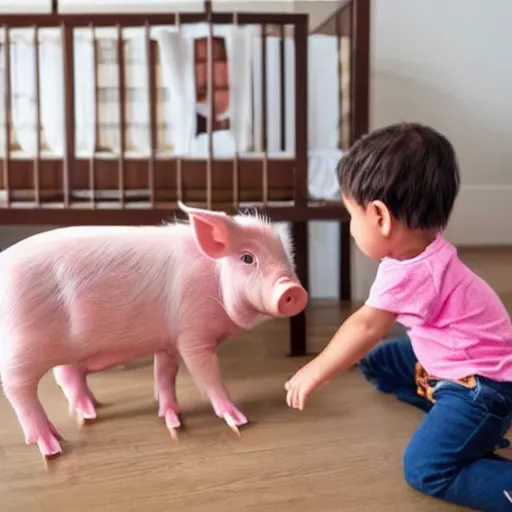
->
[0,225,178,301]
[0,224,212,365]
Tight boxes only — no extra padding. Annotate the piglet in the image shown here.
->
[0,202,308,459]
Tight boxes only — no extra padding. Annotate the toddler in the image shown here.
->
[285,122,512,511]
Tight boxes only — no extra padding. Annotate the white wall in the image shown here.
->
[1,0,510,302]
[0,0,50,12]
[371,0,512,244]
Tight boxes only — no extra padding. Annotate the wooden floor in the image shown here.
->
[0,247,510,512]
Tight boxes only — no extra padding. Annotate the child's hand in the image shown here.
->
[285,306,396,411]
[285,361,323,410]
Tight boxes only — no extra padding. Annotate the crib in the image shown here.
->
[0,0,370,356]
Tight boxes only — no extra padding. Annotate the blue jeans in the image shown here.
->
[359,337,512,511]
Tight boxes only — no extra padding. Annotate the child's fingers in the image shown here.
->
[293,387,302,410]
[297,384,309,410]
[294,389,301,410]
[287,386,298,409]
[286,387,293,408]
[298,393,305,410]
[293,390,299,409]
[285,381,292,406]
[285,379,308,411]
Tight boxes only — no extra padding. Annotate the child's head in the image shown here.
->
[337,122,460,260]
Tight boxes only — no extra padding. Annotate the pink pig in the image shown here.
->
[0,202,308,459]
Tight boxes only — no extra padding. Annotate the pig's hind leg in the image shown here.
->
[154,351,181,437]
[53,365,99,424]
[1,371,63,458]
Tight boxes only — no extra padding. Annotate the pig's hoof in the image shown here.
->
[158,404,181,439]
[40,438,62,458]
[222,412,248,436]
[225,420,242,436]
[213,401,248,433]
[27,423,63,458]
[168,426,180,440]
[70,393,97,425]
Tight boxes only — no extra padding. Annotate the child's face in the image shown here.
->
[342,195,391,261]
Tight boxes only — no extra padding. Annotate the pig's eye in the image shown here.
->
[241,252,255,265]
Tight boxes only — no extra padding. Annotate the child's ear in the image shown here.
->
[370,200,392,237]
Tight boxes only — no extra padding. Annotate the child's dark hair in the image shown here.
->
[337,122,460,231]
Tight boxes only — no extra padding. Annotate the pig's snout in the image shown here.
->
[269,277,308,317]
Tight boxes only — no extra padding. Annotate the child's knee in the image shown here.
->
[403,441,446,497]
[358,344,398,391]
[403,448,434,495]
[358,353,378,383]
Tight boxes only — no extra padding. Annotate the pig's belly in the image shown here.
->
[80,344,160,373]
[67,296,169,372]
[72,325,167,372]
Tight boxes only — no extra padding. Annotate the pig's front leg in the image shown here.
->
[153,350,181,438]
[178,341,248,433]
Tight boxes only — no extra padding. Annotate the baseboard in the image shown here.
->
[444,184,512,246]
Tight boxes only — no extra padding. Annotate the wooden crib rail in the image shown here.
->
[0,12,309,28]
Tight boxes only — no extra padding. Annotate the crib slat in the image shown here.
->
[351,0,370,144]
[348,3,354,146]
[294,17,308,208]
[336,11,343,150]
[117,24,126,208]
[175,13,183,203]
[231,12,239,210]
[62,23,74,207]
[33,25,41,207]
[145,21,156,207]
[279,24,286,152]
[90,24,98,208]
[3,26,11,206]
[261,24,268,207]
[206,9,213,210]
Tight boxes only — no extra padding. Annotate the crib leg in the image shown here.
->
[339,220,352,301]
[289,221,309,357]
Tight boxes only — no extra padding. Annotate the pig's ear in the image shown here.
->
[179,202,236,259]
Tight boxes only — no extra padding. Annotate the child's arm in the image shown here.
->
[285,305,397,410]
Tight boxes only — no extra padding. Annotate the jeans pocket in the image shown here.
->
[431,379,476,400]
[432,378,511,419]
[473,378,512,420]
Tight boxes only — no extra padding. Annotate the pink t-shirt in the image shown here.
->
[365,235,512,381]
